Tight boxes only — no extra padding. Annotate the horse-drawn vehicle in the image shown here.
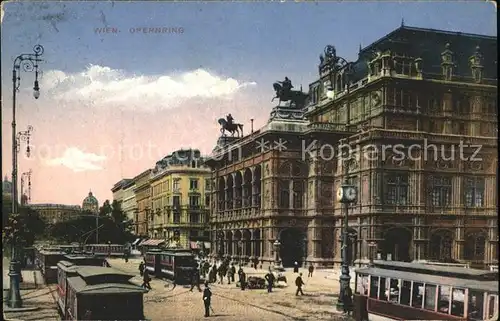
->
[246,276,266,289]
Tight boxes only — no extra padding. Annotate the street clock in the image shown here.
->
[337,185,357,203]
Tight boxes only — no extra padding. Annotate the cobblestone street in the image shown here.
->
[108,258,353,321]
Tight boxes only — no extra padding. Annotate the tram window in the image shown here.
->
[451,288,465,317]
[356,274,368,295]
[424,284,437,311]
[389,279,400,303]
[411,282,424,308]
[437,285,451,314]
[400,280,412,306]
[369,276,379,298]
[487,295,497,319]
[380,277,388,301]
[468,290,484,321]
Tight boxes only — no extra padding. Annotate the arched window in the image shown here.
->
[464,234,486,261]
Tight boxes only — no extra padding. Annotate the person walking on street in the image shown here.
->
[264,269,275,293]
[237,266,244,285]
[293,261,299,273]
[141,269,152,290]
[203,281,212,317]
[343,286,353,315]
[190,269,202,292]
[139,261,145,277]
[308,264,314,277]
[229,264,236,282]
[295,272,305,296]
[240,270,246,290]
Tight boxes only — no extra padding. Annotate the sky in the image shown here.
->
[1,1,497,206]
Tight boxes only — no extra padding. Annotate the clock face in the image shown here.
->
[345,187,357,201]
[336,187,344,202]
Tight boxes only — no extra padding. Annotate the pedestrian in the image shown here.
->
[141,269,152,290]
[237,266,243,284]
[139,261,145,277]
[308,264,314,277]
[295,272,305,296]
[240,270,246,290]
[253,257,259,270]
[343,286,353,315]
[203,281,212,317]
[124,250,130,263]
[218,267,225,285]
[229,264,236,282]
[190,269,202,292]
[293,261,299,273]
[264,269,275,293]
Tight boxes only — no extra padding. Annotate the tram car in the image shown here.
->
[63,254,109,267]
[353,260,498,321]
[144,249,163,275]
[36,248,67,283]
[59,244,82,254]
[58,264,147,320]
[158,250,197,284]
[83,243,126,257]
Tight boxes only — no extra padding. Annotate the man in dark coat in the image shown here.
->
[203,282,212,317]
[229,264,236,282]
[295,272,305,296]
[141,269,152,290]
[264,269,275,293]
[308,264,314,277]
[237,266,244,284]
[190,269,202,292]
[240,270,246,290]
[139,261,145,277]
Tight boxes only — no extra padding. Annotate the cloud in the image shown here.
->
[41,65,257,111]
[45,147,107,172]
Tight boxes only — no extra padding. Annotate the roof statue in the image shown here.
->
[218,114,244,137]
[271,76,308,109]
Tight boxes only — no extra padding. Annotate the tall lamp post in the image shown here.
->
[8,44,44,309]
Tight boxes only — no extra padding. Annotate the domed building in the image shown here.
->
[3,176,13,198]
[82,190,99,214]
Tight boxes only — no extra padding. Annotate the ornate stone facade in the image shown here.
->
[206,26,498,268]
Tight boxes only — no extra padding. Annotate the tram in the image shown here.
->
[144,249,163,275]
[159,250,197,284]
[58,264,146,320]
[353,260,498,321]
[83,244,126,257]
[63,254,108,267]
[36,248,67,283]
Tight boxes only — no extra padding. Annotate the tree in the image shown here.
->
[2,195,46,248]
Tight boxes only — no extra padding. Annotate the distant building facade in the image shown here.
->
[82,191,99,214]
[149,149,211,248]
[28,203,82,224]
[111,179,137,227]
[133,169,152,236]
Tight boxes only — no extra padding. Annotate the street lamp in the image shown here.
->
[8,44,44,309]
[335,166,358,311]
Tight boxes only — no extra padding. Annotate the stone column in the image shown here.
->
[224,187,229,211]
[232,183,238,209]
[442,92,453,134]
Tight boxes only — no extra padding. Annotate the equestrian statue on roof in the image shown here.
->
[272,76,308,108]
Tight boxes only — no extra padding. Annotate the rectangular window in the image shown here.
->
[369,276,379,299]
[205,179,211,191]
[468,290,485,321]
[451,288,465,317]
[190,179,199,190]
[411,282,424,308]
[385,174,408,205]
[400,280,412,306]
[189,213,199,223]
[437,285,451,314]
[173,179,180,191]
[464,177,485,207]
[488,294,496,319]
[379,277,388,301]
[356,274,369,295]
[205,195,210,207]
[424,284,437,311]
[173,196,181,208]
[173,213,181,224]
[431,176,452,207]
[388,279,399,303]
[189,196,200,207]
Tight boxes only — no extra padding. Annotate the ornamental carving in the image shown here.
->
[468,161,483,171]
[436,159,453,169]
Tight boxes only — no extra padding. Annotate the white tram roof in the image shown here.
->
[371,260,497,278]
[67,276,147,294]
[356,266,498,293]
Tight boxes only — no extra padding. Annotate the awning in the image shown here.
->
[190,241,200,249]
[204,242,211,249]
[132,238,141,246]
[139,239,165,246]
